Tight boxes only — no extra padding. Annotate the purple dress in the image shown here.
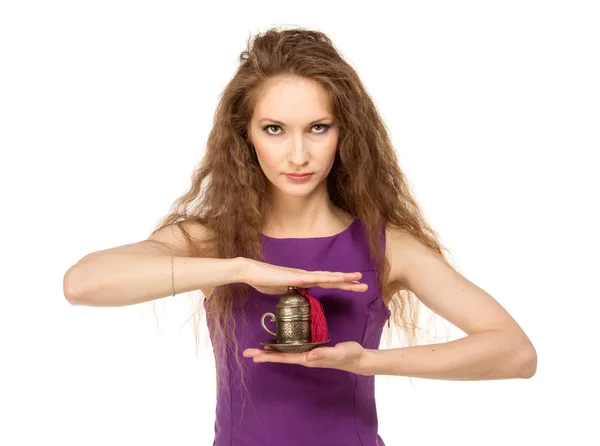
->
[205,218,391,445]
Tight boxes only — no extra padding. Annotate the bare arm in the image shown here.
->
[361,226,537,379]
[63,221,244,307]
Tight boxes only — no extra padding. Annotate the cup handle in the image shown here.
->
[260,312,277,337]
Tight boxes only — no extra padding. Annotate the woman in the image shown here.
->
[63,27,536,446]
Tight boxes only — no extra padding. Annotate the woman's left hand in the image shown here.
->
[243,341,372,376]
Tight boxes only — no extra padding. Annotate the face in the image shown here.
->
[248,76,339,198]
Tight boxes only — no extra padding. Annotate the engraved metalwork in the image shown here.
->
[259,286,330,352]
[260,287,311,343]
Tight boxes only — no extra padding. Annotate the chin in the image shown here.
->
[270,178,318,197]
[281,184,314,196]
[284,190,314,198]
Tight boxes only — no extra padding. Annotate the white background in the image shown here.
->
[1,1,598,445]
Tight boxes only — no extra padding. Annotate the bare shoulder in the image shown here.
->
[87,219,216,259]
[384,223,444,290]
[148,219,215,254]
[384,223,534,350]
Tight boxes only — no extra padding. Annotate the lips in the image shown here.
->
[284,173,313,182]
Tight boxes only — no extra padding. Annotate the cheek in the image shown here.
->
[251,136,274,166]
[254,147,283,175]
[255,147,276,164]
[322,137,339,164]
[325,129,339,155]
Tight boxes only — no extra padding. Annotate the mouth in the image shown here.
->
[284,173,313,182]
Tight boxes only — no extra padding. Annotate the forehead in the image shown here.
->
[253,76,332,119]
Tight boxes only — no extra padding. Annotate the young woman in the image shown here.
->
[63,27,536,446]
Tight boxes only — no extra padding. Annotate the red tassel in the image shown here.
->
[297,288,330,343]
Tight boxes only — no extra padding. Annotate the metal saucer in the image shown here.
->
[259,339,331,353]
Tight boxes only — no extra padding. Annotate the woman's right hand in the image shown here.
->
[240,258,368,295]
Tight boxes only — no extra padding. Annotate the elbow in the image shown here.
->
[64,253,103,305]
[515,340,537,379]
[63,265,90,305]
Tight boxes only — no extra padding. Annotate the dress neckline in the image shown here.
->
[260,217,358,241]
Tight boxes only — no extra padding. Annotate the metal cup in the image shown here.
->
[260,287,311,344]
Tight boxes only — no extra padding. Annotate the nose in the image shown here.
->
[288,133,310,165]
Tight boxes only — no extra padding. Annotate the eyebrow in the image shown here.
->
[259,116,333,126]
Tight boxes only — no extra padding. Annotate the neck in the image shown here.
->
[263,185,351,238]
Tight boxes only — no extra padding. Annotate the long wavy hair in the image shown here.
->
[150,26,454,393]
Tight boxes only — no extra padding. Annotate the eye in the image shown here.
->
[312,124,330,134]
[262,124,330,136]
[263,124,282,135]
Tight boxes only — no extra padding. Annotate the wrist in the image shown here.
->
[234,257,251,283]
[357,348,378,376]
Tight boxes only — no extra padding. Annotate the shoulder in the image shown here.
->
[150,218,212,241]
[79,219,216,261]
[147,218,216,256]
[384,223,446,290]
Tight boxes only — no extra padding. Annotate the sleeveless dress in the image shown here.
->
[205,217,392,446]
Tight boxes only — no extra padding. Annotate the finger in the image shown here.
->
[301,274,346,284]
[331,272,362,280]
[309,274,361,282]
[253,352,305,364]
[243,348,264,357]
[297,281,368,291]
[299,270,362,280]
[306,347,330,362]
[329,283,368,292]
[313,271,362,280]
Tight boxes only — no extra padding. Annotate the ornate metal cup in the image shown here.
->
[260,287,311,344]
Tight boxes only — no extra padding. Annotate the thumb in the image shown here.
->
[307,348,327,362]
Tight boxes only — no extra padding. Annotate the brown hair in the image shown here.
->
[150,26,453,395]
